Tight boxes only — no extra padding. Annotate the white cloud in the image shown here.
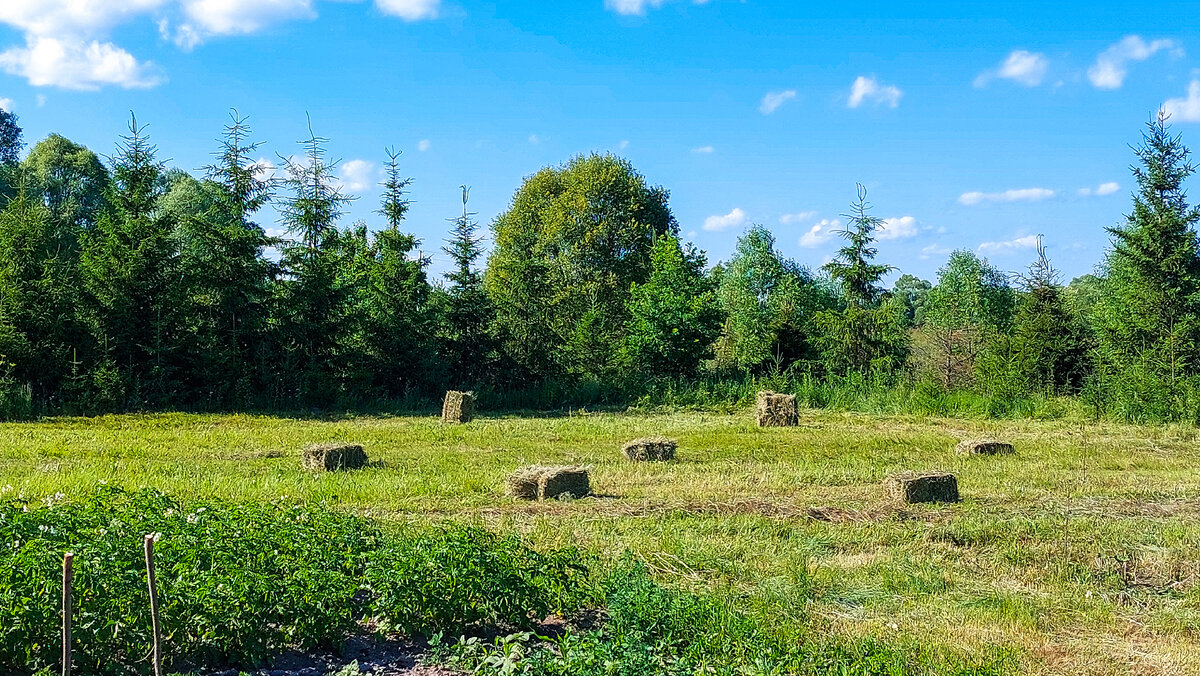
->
[759,89,797,115]
[1079,181,1120,197]
[975,50,1048,88]
[0,0,438,88]
[958,188,1055,206]
[0,36,164,90]
[779,210,817,225]
[799,219,840,248]
[375,0,440,21]
[604,0,711,16]
[251,156,279,180]
[877,216,918,240]
[528,134,540,145]
[35,94,46,106]
[618,139,630,150]
[0,98,12,112]
[337,159,375,193]
[848,75,902,108]
[921,243,951,259]
[702,207,748,232]
[1163,80,1200,123]
[417,139,431,152]
[691,145,714,154]
[979,234,1040,255]
[1088,35,1181,90]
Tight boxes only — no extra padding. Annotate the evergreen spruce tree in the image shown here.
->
[80,115,180,409]
[436,186,494,388]
[172,111,274,405]
[812,186,907,377]
[363,148,435,397]
[1096,113,1200,419]
[273,122,355,405]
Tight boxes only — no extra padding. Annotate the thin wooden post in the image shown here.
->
[144,535,162,676]
[62,552,72,676]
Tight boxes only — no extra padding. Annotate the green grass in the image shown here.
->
[2,408,1199,675]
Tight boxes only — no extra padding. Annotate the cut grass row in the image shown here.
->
[2,409,1199,674]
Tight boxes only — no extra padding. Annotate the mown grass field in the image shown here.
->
[2,408,1199,675]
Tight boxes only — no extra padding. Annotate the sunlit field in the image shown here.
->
[3,408,1198,675]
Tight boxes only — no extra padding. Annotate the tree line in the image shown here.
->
[0,108,1197,422]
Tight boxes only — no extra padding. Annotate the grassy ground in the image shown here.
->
[1,408,1198,675]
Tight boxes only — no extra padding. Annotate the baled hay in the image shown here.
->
[622,437,678,461]
[506,466,545,500]
[539,466,591,500]
[955,439,1015,455]
[884,471,959,504]
[302,442,368,471]
[441,390,476,423]
[507,465,591,500]
[755,391,799,427]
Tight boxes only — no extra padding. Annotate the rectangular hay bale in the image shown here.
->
[756,391,798,427]
[621,437,677,461]
[507,465,591,500]
[441,390,476,424]
[885,471,959,504]
[302,442,368,471]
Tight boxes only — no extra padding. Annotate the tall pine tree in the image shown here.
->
[436,186,493,388]
[1096,113,1200,420]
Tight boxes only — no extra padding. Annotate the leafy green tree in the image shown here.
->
[1095,114,1200,419]
[485,154,676,383]
[623,234,722,379]
[813,186,907,376]
[0,108,20,166]
[915,250,1014,389]
[435,186,493,388]
[19,135,110,231]
[79,115,181,408]
[892,274,932,327]
[714,225,836,373]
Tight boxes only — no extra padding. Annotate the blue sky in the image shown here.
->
[2,1,1200,284]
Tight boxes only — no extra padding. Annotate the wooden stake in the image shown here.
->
[144,535,162,676]
[62,552,72,676]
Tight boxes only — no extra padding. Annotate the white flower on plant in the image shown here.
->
[186,513,199,524]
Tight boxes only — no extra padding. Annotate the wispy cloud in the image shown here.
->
[1088,35,1181,90]
[958,188,1055,206]
[975,50,1048,88]
[691,145,714,154]
[337,159,376,193]
[0,97,12,111]
[799,219,840,248]
[779,210,817,225]
[1078,181,1120,197]
[979,234,1040,254]
[759,89,797,115]
[703,207,748,232]
[417,139,431,152]
[877,216,919,240]
[605,0,712,16]
[848,75,902,108]
[921,243,952,259]
[1163,80,1200,123]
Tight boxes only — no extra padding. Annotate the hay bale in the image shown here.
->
[506,466,545,500]
[441,390,476,424]
[755,391,798,427]
[884,471,959,504]
[539,467,591,500]
[506,465,591,500]
[955,439,1015,455]
[302,442,368,471]
[622,437,677,461]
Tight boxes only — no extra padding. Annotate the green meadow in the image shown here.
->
[2,408,1199,675]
